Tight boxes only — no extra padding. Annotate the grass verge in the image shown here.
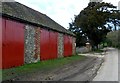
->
[2,55,86,81]
[0,69,2,82]
[93,49,104,53]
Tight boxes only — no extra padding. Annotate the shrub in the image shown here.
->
[107,30,120,48]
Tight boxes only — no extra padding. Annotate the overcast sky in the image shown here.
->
[15,0,120,28]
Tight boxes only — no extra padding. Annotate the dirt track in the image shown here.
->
[4,56,103,82]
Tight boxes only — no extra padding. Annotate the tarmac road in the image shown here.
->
[93,47,118,81]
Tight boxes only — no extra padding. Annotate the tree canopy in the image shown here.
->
[107,30,120,48]
[69,2,120,48]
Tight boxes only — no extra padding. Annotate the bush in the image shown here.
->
[107,30,120,48]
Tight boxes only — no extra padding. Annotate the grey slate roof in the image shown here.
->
[1,2,75,36]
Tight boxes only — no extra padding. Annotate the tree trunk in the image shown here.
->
[114,24,117,31]
[96,45,98,49]
[113,21,117,31]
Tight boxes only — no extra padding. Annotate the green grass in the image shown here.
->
[2,55,86,81]
[93,49,104,53]
[0,69,2,82]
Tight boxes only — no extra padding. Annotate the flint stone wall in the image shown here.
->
[58,33,64,58]
[24,25,76,63]
[72,37,76,54]
[24,25,40,64]
[34,28,40,61]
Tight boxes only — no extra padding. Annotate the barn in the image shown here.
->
[0,2,76,69]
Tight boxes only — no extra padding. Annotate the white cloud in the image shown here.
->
[119,1,120,10]
[15,0,119,28]
[103,0,120,9]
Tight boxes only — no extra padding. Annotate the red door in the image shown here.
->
[64,35,69,57]
[0,17,4,69]
[40,29,58,60]
[49,31,58,59]
[2,19,24,69]
[69,36,73,56]
[40,29,50,60]
[64,35,73,57]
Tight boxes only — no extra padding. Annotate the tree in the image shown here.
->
[108,10,120,30]
[107,30,120,48]
[69,19,87,47]
[69,2,120,48]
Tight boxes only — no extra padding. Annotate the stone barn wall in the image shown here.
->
[72,37,76,54]
[2,2,76,69]
[24,25,76,63]
[58,33,64,58]
[24,25,40,64]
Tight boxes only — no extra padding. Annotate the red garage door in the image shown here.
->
[40,29,58,60]
[2,18,24,69]
[69,36,73,56]
[0,17,3,69]
[49,31,58,59]
[40,29,50,60]
[64,35,69,57]
[64,35,73,57]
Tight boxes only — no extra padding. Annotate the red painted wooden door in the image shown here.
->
[64,35,69,57]
[0,17,4,69]
[40,29,50,60]
[49,31,58,59]
[40,29,58,60]
[69,36,73,56]
[64,35,73,57]
[2,19,24,69]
